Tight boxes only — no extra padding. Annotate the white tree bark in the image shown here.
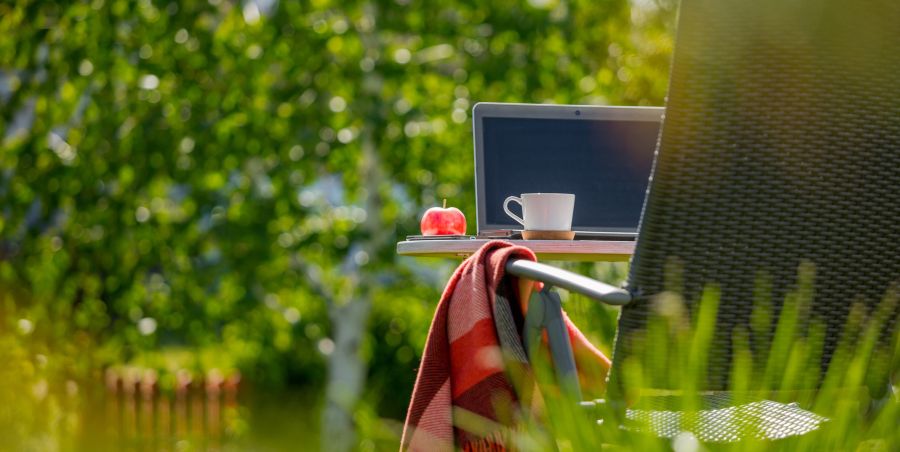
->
[322,297,371,452]
[319,4,390,450]
[321,61,389,449]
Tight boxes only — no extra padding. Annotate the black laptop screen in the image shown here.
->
[482,117,659,231]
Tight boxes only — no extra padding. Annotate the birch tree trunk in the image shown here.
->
[322,297,372,452]
[321,20,389,445]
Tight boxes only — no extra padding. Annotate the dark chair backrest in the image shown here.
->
[611,0,900,392]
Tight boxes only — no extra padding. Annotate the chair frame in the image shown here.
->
[506,258,629,402]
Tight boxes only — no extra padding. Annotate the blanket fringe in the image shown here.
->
[462,431,508,452]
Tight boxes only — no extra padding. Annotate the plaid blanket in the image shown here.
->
[401,241,610,451]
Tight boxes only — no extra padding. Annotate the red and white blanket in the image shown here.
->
[401,241,610,451]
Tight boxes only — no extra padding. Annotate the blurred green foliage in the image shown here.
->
[0,0,674,447]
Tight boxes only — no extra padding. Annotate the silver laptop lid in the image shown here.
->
[473,102,663,237]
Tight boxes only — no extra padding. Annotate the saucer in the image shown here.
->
[521,230,575,240]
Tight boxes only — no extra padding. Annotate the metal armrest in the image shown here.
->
[505,259,632,306]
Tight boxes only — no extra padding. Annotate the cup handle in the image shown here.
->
[503,196,525,227]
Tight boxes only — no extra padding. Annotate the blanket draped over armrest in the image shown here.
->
[401,240,611,451]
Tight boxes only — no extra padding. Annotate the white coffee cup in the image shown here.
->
[503,193,575,231]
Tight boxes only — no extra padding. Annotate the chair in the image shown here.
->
[507,0,900,443]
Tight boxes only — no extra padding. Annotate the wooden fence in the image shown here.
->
[102,368,242,450]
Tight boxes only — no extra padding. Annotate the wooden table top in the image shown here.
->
[396,238,635,261]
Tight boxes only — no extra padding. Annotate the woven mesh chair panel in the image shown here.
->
[625,394,827,443]
[612,0,900,391]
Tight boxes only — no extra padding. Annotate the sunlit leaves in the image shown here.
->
[0,0,675,431]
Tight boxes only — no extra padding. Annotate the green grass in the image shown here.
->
[495,263,900,451]
[1,262,897,450]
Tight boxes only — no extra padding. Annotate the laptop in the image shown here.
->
[473,102,663,240]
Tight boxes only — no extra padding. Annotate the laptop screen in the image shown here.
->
[481,116,660,232]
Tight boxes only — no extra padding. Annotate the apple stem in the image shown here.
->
[443,199,447,209]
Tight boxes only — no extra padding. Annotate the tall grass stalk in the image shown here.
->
[488,266,899,451]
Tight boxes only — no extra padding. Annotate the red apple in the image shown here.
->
[420,199,466,235]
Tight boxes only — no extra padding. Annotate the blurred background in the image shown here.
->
[0,0,674,449]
